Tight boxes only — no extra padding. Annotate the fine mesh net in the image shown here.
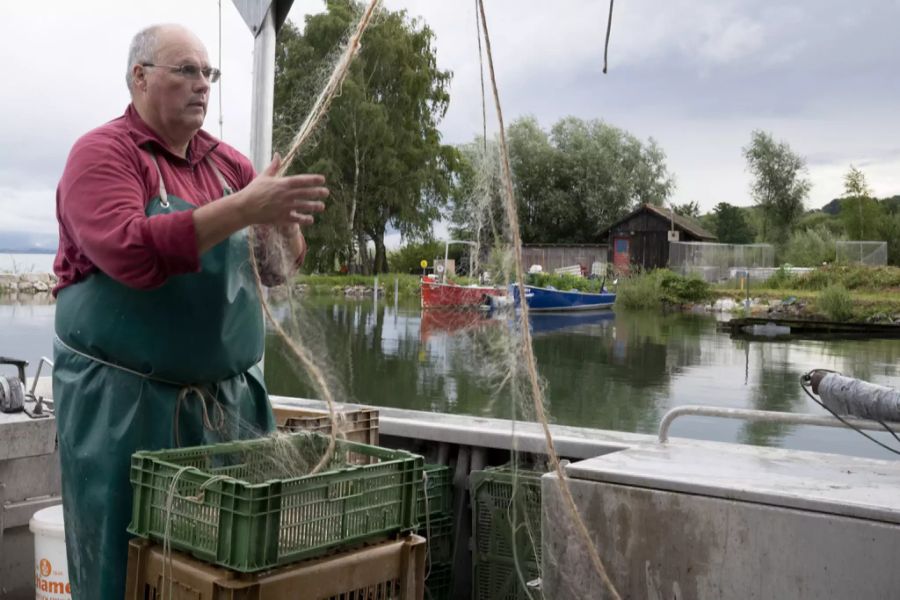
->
[156,2,624,598]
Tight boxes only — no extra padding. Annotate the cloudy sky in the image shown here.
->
[2,0,899,247]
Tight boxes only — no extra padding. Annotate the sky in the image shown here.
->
[2,0,900,249]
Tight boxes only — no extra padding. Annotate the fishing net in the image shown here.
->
[174,1,623,598]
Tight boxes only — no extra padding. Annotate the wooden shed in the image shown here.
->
[598,204,716,273]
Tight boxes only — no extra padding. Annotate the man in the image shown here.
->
[52,24,327,599]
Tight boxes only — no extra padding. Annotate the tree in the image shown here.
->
[711,202,754,244]
[840,165,884,240]
[274,2,455,273]
[742,130,811,246]
[671,200,701,220]
[461,116,674,244]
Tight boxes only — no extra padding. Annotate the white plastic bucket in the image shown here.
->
[29,504,71,600]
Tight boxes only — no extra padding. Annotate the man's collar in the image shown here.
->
[124,104,219,166]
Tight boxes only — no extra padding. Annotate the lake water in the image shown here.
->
[4,295,900,460]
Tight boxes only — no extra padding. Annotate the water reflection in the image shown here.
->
[263,298,900,458]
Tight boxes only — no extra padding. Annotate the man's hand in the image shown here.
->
[193,153,328,255]
[237,153,328,227]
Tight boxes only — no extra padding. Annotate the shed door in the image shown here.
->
[613,236,630,274]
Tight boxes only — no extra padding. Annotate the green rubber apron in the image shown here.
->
[52,152,274,600]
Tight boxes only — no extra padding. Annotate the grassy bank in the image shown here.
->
[293,273,424,298]
[714,265,900,322]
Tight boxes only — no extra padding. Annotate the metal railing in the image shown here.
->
[658,404,900,443]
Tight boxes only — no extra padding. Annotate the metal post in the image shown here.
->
[249,6,276,172]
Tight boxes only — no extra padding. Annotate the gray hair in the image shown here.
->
[125,25,164,93]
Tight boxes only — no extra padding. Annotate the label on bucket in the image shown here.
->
[34,557,71,599]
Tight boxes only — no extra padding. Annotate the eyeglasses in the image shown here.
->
[141,63,221,83]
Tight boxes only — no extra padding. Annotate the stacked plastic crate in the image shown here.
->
[470,466,544,600]
[124,408,428,599]
[417,463,454,600]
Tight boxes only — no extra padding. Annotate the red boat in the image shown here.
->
[420,275,504,309]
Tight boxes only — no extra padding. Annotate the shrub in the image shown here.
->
[782,226,841,267]
[616,271,662,310]
[764,266,799,289]
[817,284,854,321]
[616,270,712,309]
[525,272,605,293]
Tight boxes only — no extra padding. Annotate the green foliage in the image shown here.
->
[387,240,453,274]
[295,273,423,297]
[447,140,503,252]
[796,211,845,236]
[672,200,701,220]
[616,271,664,310]
[817,284,855,321]
[782,226,841,267]
[764,265,900,292]
[656,270,714,304]
[525,272,606,293]
[742,130,811,246]
[710,202,755,243]
[616,270,712,309]
[763,266,797,290]
[840,166,884,240]
[882,212,900,266]
[274,2,456,273]
[454,116,675,245]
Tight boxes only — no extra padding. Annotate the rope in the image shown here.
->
[55,336,229,448]
[602,0,615,74]
[173,385,226,448]
[160,466,238,599]
[218,0,224,139]
[474,0,488,150]
[277,0,383,176]
[476,1,622,597]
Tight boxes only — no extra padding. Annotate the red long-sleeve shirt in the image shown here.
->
[53,105,255,295]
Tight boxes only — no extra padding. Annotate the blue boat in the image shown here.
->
[511,284,616,312]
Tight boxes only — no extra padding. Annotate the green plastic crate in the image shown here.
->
[425,563,453,600]
[417,464,452,521]
[470,467,543,600]
[473,559,540,600]
[420,514,454,565]
[128,432,423,572]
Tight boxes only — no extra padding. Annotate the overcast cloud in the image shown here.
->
[2,0,899,245]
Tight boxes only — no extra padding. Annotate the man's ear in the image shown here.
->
[132,64,147,91]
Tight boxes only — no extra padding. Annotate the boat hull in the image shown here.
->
[420,278,505,309]
[513,284,616,312]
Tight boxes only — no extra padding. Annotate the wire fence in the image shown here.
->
[835,241,887,266]
[669,241,775,282]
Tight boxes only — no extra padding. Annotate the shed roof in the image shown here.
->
[598,203,717,241]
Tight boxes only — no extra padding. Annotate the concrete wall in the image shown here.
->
[542,473,900,599]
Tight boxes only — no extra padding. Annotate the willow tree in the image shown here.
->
[743,130,811,245]
[274,1,455,272]
[504,116,674,243]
